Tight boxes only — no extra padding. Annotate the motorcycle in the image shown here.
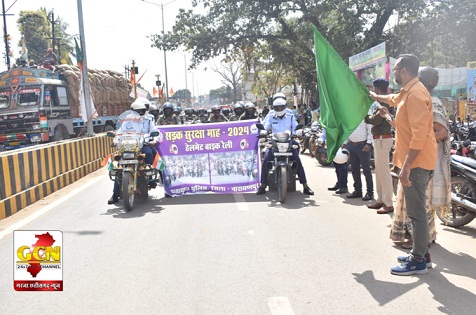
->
[314,136,332,166]
[256,123,302,203]
[306,122,321,158]
[437,155,476,227]
[107,111,161,211]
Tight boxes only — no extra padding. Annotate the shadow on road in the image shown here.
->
[352,243,476,313]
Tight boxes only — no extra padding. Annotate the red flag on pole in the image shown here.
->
[153,86,158,97]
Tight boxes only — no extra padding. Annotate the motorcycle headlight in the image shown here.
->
[276,142,289,152]
[122,152,135,159]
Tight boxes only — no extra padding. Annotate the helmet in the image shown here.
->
[198,108,207,115]
[184,108,193,115]
[149,104,159,114]
[211,104,221,116]
[245,102,256,115]
[273,92,286,101]
[233,103,244,116]
[418,67,439,91]
[135,97,150,110]
[272,98,287,117]
[222,108,231,116]
[131,100,147,115]
[333,148,349,164]
[163,102,174,116]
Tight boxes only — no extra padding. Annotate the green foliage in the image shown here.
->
[172,89,192,102]
[209,86,231,103]
[17,8,75,66]
[152,0,474,96]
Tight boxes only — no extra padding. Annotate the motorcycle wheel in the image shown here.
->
[315,147,332,166]
[277,165,287,203]
[437,176,476,227]
[122,172,135,211]
[309,137,317,158]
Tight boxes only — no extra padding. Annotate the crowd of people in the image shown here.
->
[17,47,59,70]
[319,54,449,276]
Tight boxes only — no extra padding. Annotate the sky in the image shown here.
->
[2,0,224,97]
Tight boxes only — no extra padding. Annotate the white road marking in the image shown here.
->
[0,175,104,240]
[234,194,249,211]
[268,297,295,315]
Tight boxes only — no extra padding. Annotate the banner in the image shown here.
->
[349,42,386,71]
[155,120,261,197]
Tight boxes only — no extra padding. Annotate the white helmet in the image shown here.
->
[273,98,287,117]
[273,92,286,101]
[333,148,349,164]
[135,97,151,110]
[131,100,147,114]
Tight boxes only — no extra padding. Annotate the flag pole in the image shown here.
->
[76,0,94,136]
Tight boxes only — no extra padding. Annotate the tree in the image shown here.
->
[16,10,50,64]
[172,89,192,104]
[210,60,242,103]
[17,8,75,66]
[209,86,231,104]
[151,0,473,98]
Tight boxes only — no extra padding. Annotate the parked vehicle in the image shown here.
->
[0,67,131,151]
[437,155,476,227]
[256,123,302,203]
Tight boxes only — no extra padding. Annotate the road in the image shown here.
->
[1,153,475,314]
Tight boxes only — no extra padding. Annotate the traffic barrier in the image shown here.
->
[0,135,114,219]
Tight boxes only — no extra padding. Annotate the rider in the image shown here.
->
[208,104,228,123]
[240,102,259,120]
[221,107,232,120]
[173,105,184,124]
[229,102,245,121]
[197,108,209,123]
[184,108,197,123]
[157,102,180,125]
[149,104,160,123]
[256,98,314,196]
[108,101,158,204]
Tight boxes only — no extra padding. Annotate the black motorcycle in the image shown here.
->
[257,123,302,203]
[437,155,476,227]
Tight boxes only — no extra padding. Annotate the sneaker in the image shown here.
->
[397,253,432,268]
[391,258,428,276]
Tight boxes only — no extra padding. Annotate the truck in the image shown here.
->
[0,65,132,151]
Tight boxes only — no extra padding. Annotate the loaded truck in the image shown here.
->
[0,65,132,151]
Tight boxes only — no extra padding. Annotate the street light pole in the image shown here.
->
[142,0,179,101]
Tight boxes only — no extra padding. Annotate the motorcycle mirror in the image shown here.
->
[107,132,115,137]
[449,113,455,121]
[295,124,303,130]
[255,123,265,130]
[150,131,159,137]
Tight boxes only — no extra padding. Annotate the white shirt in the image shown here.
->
[346,119,372,144]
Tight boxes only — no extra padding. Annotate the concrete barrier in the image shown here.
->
[0,135,114,219]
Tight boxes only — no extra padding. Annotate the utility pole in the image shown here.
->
[132,60,137,98]
[2,0,10,69]
[76,0,94,136]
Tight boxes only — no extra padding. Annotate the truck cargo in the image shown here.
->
[0,66,133,150]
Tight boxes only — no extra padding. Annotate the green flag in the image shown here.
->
[74,38,83,70]
[312,25,373,162]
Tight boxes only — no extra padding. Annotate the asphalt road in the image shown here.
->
[1,152,475,314]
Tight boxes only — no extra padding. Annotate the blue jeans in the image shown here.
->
[333,161,348,189]
[260,140,307,186]
[402,168,433,262]
[346,143,373,194]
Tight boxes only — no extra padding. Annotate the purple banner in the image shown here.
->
[155,120,261,197]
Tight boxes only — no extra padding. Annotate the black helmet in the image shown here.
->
[198,108,206,115]
[418,67,439,91]
[233,103,244,116]
[222,108,231,116]
[163,102,174,116]
[185,108,193,115]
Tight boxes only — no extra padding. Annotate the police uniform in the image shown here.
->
[208,114,228,123]
[239,113,259,121]
[157,115,180,125]
[260,112,308,187]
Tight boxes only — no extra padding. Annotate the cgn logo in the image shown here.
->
[13,230,63,291]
